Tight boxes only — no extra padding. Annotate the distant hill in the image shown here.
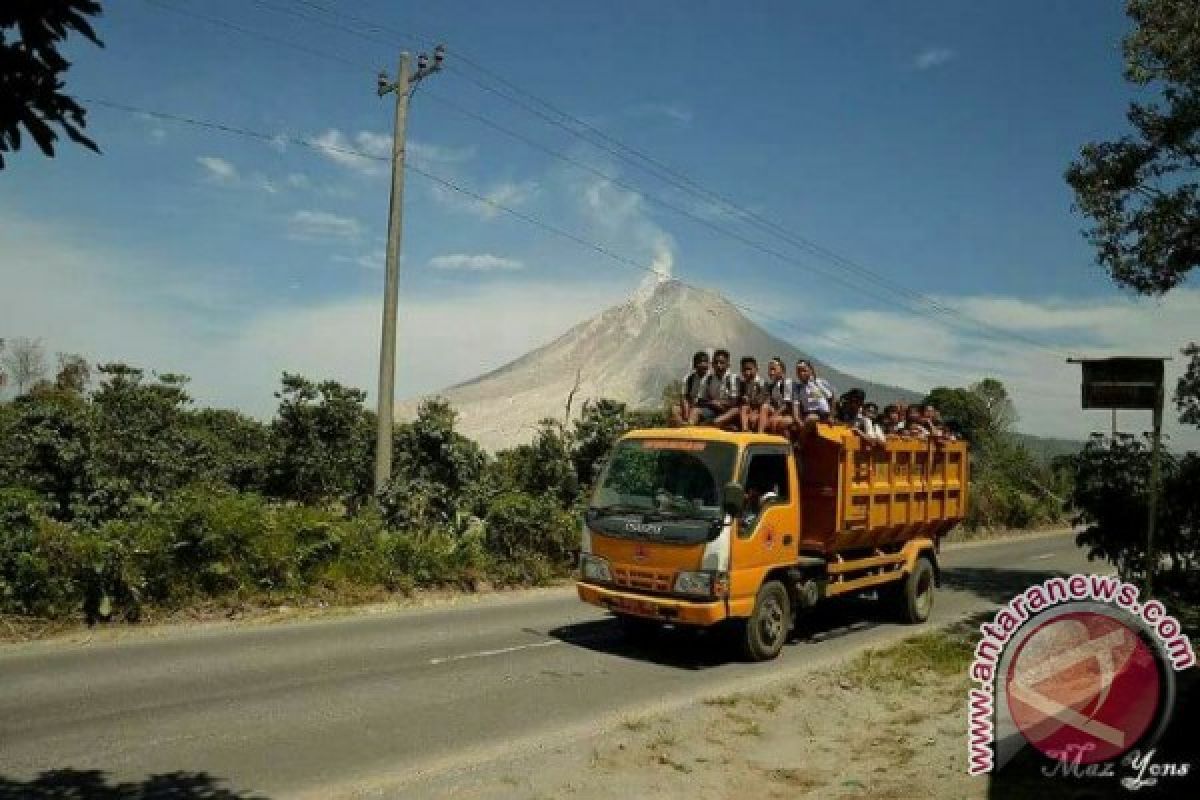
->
[399,278,920,451]
[1014,433,1084,464]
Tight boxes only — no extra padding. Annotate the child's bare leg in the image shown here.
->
[714,407,740,430]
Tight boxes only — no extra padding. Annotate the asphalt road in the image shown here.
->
[0,531,1099,798]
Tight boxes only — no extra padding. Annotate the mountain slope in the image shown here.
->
[401,279,921,451]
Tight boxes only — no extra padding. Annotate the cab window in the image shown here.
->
[739,449,790,535]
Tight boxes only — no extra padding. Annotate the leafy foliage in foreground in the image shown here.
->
[0,363,659,623]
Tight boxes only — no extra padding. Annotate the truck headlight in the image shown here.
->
[673,570,715,596]
[580,554,612,583]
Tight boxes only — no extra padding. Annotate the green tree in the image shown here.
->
[267,373,374,506]
[185,408,272,492]
[570,398,631,488]
[925,387,992,445]
[54,352,90,393]
[0,0,104,169]
[88,364,207,514]
[1064,0,1200,293]
[0,387,92,518]
[381,399,487,530]
[490,419,578,508]
[1176,342,1200,426]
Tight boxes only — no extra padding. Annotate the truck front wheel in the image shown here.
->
[739,580,792,661]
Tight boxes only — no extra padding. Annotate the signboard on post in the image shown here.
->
[1067,356,1169,597]
[1076,358,1164,410]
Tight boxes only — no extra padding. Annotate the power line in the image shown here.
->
[143,0,370,72]
[143,0,366,71]
[142,0,1070,366]
[262,0,1068,358]
[86,98,1074,398]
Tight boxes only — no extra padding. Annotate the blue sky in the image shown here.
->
[3,0,1197,446]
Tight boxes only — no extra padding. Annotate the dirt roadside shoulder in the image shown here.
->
[376,621,990,800]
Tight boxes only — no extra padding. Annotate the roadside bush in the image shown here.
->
[484,489,583,568]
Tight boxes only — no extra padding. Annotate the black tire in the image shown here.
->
[739,580,792,661]
[893,556,936,624]
[615,613,660,643]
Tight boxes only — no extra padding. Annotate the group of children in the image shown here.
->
[671,349,958,448]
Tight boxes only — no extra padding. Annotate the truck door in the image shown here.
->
[729,445,799,614]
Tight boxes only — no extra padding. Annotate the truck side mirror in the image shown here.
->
[722,482,745,515]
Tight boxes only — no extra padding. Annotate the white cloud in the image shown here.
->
[914,47,955,71]
[196,155,238,184]
[250,173,279,194]
[431,179,540,219]
[311,129,388,176]
[148,127,167,143]
[286,172,310,189]
[627,102,694,125]
[197,157,286,195]
[430,253,525,272]
[286,210,363,241]
[820,290,1200,449]
[335,248,386,271]
[408,140,476,168]
[312,129,474,177]
[0,212,634,416]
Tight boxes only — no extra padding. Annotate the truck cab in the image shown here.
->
[577,426,968,660]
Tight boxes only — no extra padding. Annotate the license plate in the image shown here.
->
[609,596,657,616]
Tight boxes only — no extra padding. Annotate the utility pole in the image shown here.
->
[1146,380,1164,597]
[373,45,445,496]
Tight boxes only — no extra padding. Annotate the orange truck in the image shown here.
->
[576,425,969,660]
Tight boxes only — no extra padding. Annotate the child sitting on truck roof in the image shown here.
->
[836,388,887,447]
[676,350,710,426]
[899,404,930,440]
[764,356,795,435]
[735,356,770,433]
[793,359,834,422]
[699,348,738,427]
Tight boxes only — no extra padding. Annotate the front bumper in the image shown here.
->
[576,581,728,626]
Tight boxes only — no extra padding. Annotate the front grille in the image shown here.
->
[612,565,673,593]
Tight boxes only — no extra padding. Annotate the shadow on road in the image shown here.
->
[940,564,1083,606]
[0,770,267,799]
[550,563,1092,668]
[545,594,900,668]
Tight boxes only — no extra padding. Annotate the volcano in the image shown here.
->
[401,278,920,451]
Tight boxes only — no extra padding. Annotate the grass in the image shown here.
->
[702,693,742,707]
[839,624,975,690]
[724,711,763,737]
[748,692,782,713]
[622,717,650,732]
[648,728,678,750]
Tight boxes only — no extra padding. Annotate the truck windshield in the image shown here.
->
[590,439,736,521]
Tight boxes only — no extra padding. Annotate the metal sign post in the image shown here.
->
[1067,357,1169,597]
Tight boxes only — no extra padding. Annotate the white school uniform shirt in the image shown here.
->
[681,370,709,403]
[796,377,834,414]
[702,370,738,404]
[767,377,795,410]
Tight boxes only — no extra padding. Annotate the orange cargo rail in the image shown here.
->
[799,426,969,554]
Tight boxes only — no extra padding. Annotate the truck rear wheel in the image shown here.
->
[890,556,935,624]
[739,580,791,661]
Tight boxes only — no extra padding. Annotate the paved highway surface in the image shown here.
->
[0,531,1097,798]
